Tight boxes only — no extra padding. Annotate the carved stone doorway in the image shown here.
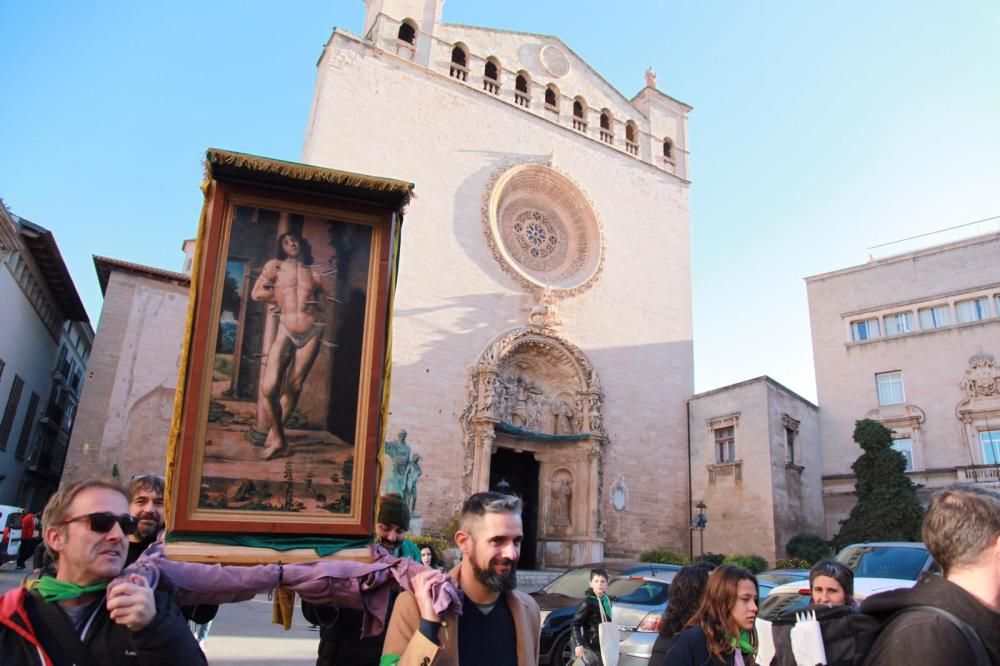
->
[462,327,607,568]
[489,447,539,569]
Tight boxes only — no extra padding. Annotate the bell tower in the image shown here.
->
[362,0,444,66]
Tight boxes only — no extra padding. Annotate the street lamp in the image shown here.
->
[690,501,708,559]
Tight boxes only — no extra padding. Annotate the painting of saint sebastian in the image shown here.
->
[251,232,333,460]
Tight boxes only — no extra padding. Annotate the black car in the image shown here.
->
[531,561,682,665]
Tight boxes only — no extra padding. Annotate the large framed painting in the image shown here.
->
[167,149,412,544]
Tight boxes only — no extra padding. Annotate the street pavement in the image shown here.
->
[0,561,554,665]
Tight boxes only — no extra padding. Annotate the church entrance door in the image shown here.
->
[489,447,539,570]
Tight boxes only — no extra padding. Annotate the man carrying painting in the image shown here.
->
[302,494,421,665]
[0,479,205,665]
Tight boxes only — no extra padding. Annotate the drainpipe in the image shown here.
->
[687,399,693,561]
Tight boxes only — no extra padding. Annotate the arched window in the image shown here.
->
[397,19,417,45]
[450,44,468,81]
[663,137,674,161]
[599,109,613,144]
[545,85,559,111]
[484,57,500,94]
[573,98,587,132]
[625,121,639,155]
[515,71,530,108]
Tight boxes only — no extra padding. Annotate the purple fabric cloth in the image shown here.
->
[118,543,462,636]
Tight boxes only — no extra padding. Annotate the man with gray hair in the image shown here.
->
[382,491,541,665]
[861,483,1000,665]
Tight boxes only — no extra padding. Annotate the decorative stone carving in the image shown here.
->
[461,327,607,496]
[961,352,1000,399]
[540,44,570,78]
[482,162,605,296]
[610,474,628,512]
[707,413,740,431]
[527,286,563,332]
[781,414,800,432]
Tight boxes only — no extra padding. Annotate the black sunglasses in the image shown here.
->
[60,512,139,535]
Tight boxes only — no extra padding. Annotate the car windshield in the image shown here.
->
[5,513,23,528]
[543,568,622,597]
[836,546,928,580]
[607,578,669,606]
[758,589,811,621]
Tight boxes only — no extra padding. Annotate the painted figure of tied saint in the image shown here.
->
[251,231,333,460]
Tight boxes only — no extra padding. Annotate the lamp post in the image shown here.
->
[690,501,708,559]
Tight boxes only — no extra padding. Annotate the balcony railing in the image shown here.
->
[626,140,639,156]
[483,78,499,95]
[599,130,614,144]
[957,464,1000,486]
[449,64,468,81]
[572,118,587,132]
[514,92,530,108]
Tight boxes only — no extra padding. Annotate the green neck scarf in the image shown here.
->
[599,593,612,620]
[729,629,754,655]
[36,577,108,603]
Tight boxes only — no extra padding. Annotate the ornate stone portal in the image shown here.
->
[462,327,606,567]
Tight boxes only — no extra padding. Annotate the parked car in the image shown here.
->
[612,574,676,666]
[755,577,916,664]
[533,561,682,665]
[835,542,937,580]
[0,505,25,565]
[757,568,811,587]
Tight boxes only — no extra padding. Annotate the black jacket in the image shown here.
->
[649,632,681,666]
[571,589,611,655]
[663,625,753,666]
[0,587,206,666]
[860,573,1000,666]
[302,595,398,666]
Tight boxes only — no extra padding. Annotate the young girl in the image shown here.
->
[664,564,759,666]
[649,561,716,666]
[808,559,855,606]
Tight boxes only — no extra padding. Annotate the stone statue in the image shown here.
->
[645,66,657,89]
[402,453,422,516]
[550,478,572,528]
[553,400,574,435]
[510,377,530,427]
[587,394,603,432]
[479,373,497,414]
[382,429,411,496]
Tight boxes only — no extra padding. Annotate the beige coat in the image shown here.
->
[382,565,541,666]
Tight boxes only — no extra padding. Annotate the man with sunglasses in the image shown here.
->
[0,479,205,665]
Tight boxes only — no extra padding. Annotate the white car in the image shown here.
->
[0,505,25,564]
[755,577,915,665]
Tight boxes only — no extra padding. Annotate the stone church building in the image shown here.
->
[297,0,694,566]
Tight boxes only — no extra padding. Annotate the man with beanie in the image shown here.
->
[302,493,421,665]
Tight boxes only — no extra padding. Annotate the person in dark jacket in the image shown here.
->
[664,564,758,666]
[861,484,1000,665]
[0,478,205,665]
[571,567,613,664]
[649,561,715,666]
[301,493,422,666]
[124,474,219,636]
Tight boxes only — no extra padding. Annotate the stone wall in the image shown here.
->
[65,271,189,483]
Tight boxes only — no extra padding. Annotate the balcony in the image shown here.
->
[957,464,1000,487]
[40,404,64,431]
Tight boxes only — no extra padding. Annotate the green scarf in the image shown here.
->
[36,577,108,602]
[599,593,612,620]
[729,629,755,655]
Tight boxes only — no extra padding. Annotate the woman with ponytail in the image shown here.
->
[663,564,759,666]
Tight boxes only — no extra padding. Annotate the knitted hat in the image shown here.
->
[378,493,410,530]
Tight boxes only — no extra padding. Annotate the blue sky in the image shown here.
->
[2,1,998,401]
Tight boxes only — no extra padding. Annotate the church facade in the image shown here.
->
[301,0,694,565]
